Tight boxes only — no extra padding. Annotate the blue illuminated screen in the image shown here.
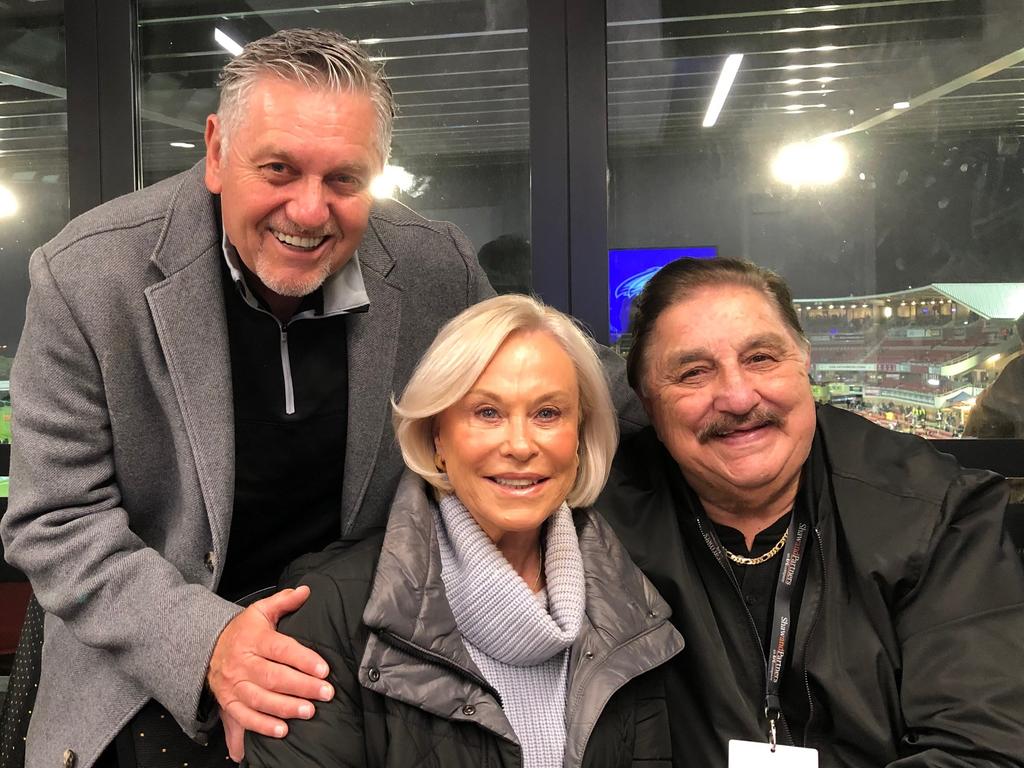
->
[608,246,717,341]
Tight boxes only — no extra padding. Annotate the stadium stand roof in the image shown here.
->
[930,284,1024,321]
[794,283,1024,321]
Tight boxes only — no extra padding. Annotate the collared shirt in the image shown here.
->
[220,231,370,322]
[217,232,368,602]
[712,511,795,652]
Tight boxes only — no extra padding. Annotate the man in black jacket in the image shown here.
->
[598,257,1024,767]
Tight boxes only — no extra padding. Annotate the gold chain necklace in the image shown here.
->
[722,527,789,566]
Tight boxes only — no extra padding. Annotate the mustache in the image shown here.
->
[697,408,784,444]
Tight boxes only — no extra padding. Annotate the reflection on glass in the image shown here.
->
[0,1,68,374]
[137,0,531,292]
[607,0,1024,438]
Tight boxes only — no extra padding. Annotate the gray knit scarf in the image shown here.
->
[434,493,586,766]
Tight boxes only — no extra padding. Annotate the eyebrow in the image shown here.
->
[465,388,575,404]
[256,149,371,177]
[664,332,792,368]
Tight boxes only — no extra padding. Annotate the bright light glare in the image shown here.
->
[370,164,416,199]
[893,101,910,110]
[702,53,744,128]
[169,141,195,149]
[882,306,893,319]
[771,140,849,187]
[927,378,940,387]
[986,353,1002,365]
[215,28,244,56]
[0,184,17,218]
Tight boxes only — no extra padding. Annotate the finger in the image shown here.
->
[243,655,334,702]
[224,699,290,741]
[221,710,246,763]
[256,629,331,681]
[234,679,322,720]
[255,585,311,625]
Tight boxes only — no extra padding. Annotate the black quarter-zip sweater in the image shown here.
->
[216,262,350,602]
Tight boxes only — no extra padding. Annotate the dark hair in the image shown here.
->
[626,257,807,392]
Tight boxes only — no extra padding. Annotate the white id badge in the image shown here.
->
[729,740,819,767]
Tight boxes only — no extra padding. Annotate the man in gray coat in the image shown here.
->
[0,28,537,767]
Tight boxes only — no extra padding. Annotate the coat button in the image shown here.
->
[204,551,215,573]
[62,749,76,768]
[367,666,380,682]
[583,650,594,660]
[462,704,476,716]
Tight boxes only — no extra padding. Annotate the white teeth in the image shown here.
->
[493,478,539,488]
[272,230,326,249]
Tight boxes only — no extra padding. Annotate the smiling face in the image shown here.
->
[640,284,816,511]
[204,76,379,305]
[433,330,581,544]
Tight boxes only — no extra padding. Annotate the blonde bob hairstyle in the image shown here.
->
[392,294,618,508]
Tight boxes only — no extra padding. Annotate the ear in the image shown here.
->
[204,114,224,195]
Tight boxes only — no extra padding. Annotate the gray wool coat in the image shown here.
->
[1,161,516,768]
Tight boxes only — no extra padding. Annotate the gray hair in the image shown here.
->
[393,294,619,508]
[216,28,395,166]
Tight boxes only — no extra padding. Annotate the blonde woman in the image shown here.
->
[245,295,683,767]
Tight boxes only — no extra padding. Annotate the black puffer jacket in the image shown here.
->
[244,472,685,767]
[598,405,1024,767]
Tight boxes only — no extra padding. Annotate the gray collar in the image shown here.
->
[220,227,370,319]
[434,494,585,666]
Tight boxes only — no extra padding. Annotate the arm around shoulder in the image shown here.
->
[243,571,371,767]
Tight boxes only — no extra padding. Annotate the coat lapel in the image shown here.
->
[144,164,235,560]
[342,215,402,532]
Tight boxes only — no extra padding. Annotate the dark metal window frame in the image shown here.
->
[59,0,1023,478]
[66,0,140,218]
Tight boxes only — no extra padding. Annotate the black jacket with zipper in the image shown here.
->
[598,405,1024,767]
[243,471,685,767]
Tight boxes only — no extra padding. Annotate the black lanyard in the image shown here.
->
[697,510,811,748]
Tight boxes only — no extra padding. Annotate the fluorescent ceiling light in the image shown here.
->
[702,53,744,128]
[215,28,244,57]
[893,101,910,110]
[169,141,195,149]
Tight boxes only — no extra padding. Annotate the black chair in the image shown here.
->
[0,442,39,768]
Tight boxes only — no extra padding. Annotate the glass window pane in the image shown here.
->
[137,0,531,293]
[607,0,1024,438]
[0,0,66,682]
[0,3,68,446]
